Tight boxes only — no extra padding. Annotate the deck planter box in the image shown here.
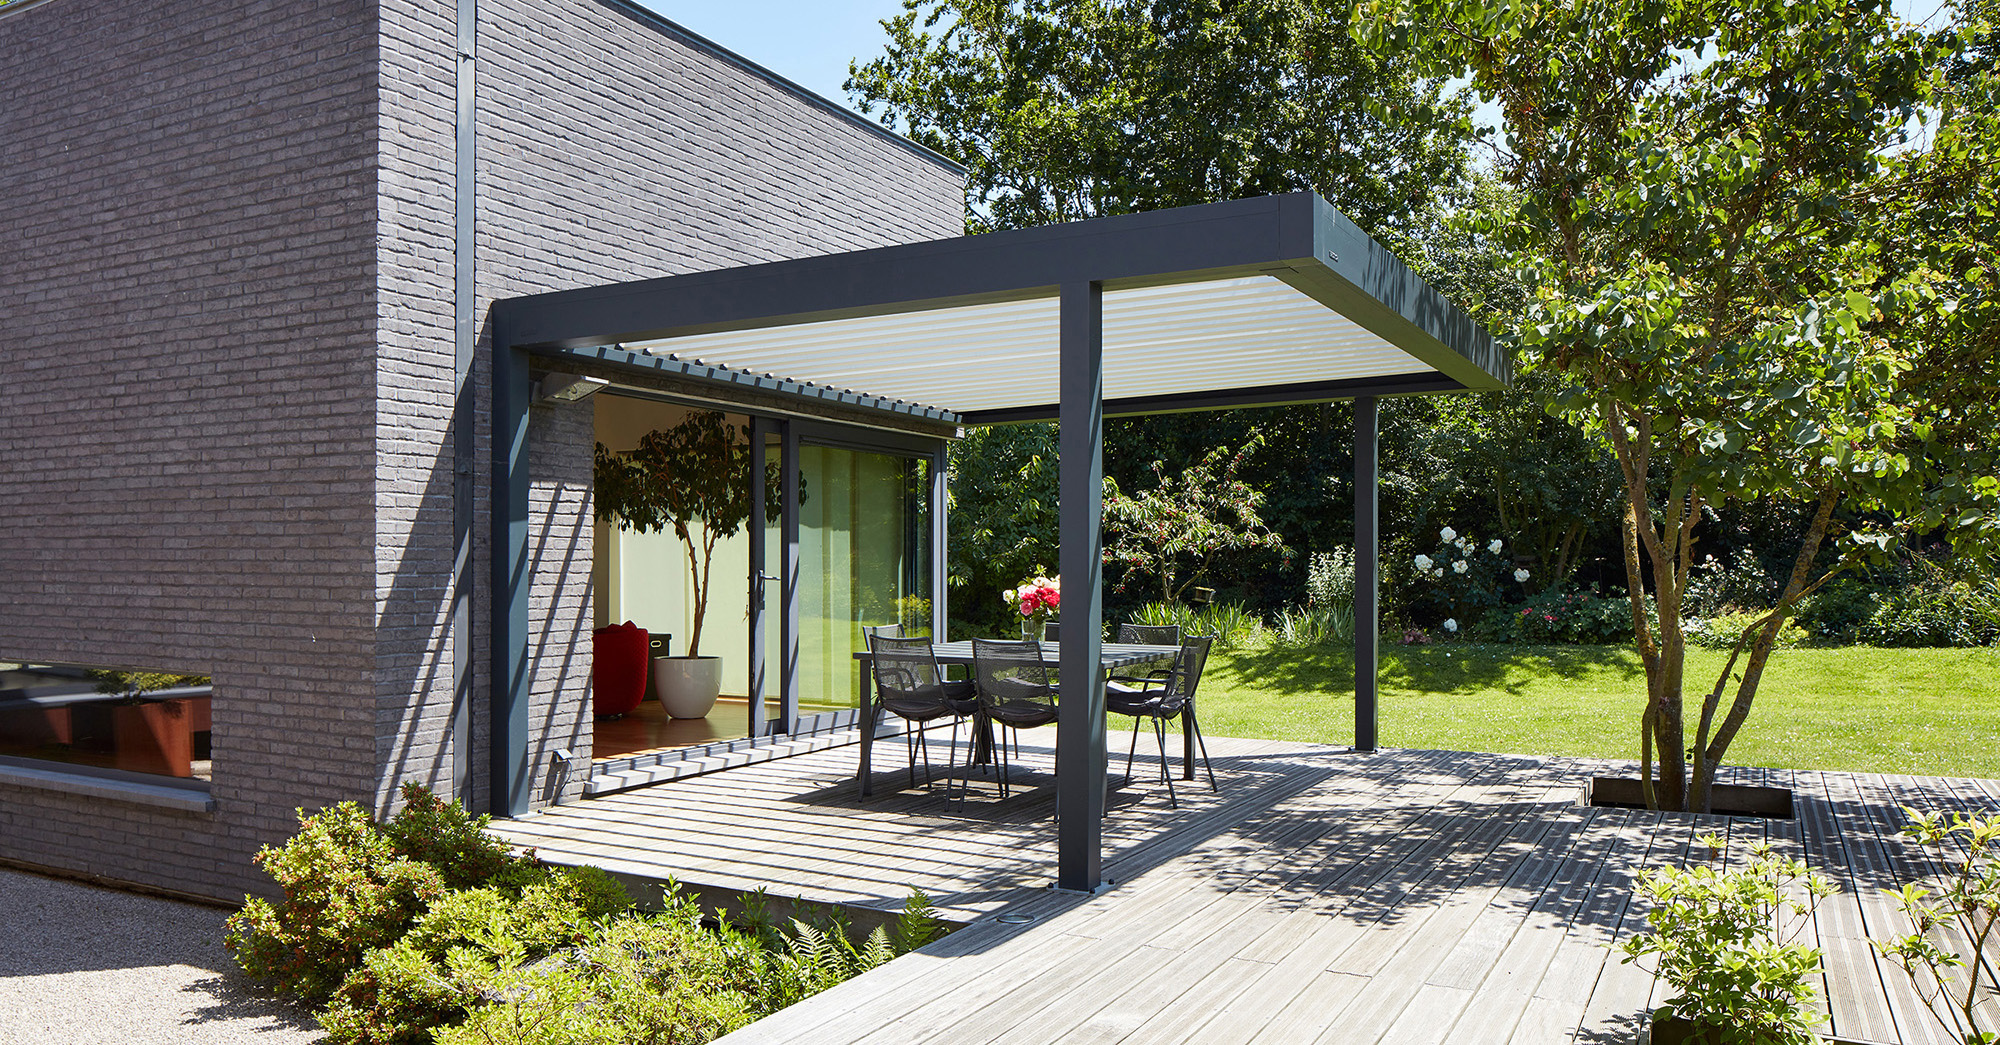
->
[1587,776,1794,818]
[111,698,197,777]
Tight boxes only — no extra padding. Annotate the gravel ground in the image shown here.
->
[0,868,321,1044]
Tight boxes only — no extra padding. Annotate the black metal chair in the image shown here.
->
[970,638,1061,798]
[866,634,976,798]
[1116,623,1182,647]
[1105,634,1217,808]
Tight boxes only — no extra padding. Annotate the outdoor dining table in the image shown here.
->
[852,640,1180,798]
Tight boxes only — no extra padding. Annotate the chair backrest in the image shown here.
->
[1117,623,1181,646]
[971,638,1057,714]
[1171,634,1217,709]
[868,633,942,693]
[862,623,904,642]
[1043,620,1062,642]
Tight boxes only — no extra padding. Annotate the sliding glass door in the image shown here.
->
[794,445,934,713]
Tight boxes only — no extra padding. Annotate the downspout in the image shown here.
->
[450,0,477,805]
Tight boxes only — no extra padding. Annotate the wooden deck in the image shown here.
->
[492,732,2000,1045]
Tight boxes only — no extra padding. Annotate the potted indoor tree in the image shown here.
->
[594,411,776,719]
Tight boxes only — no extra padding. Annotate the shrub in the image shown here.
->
[224,802,449,1004]
[436,903,765,1045]
[1686,611,1809,652]
[318,866,633,1045]
[1484,586,1639,645]
[1791,575,1884,642]
[1858,581,2000,648]
[1620,832,1833,1044]
[1268,603,1355,648]
[1128,600,1262,649]
[1871,808,2000,1045]
[1306,548,1356,609]
[381,783,515,889]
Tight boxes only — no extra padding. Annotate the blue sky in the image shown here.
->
[633,1,909,109]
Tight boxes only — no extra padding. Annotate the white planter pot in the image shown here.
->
[651,656,722,719]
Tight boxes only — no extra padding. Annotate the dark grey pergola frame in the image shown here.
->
[489,192,1504,892]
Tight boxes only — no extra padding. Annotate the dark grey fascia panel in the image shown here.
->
[960,372,1470,425]
[490,195,1317,349]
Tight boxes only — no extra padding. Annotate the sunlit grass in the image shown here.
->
[1198,643,2000,778]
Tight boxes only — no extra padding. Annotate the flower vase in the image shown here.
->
[1025,617,1057,642]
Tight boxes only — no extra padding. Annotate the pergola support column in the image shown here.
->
[1354,396,1379,753]
[1056,280,1106,892]
[490,335,533,816]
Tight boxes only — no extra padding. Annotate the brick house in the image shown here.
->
[0,0,963,902]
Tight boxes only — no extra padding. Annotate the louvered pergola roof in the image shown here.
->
[491,192,1506,424]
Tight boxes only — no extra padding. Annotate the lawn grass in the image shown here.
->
[1198,642,2000,779]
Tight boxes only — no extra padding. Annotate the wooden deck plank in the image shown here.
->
[516,741,2000,1045]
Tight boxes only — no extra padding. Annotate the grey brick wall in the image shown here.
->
[1,0,963,901]
[462,0,964,810]
[0,0,382,899]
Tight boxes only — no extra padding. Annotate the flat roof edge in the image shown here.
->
[595,0,966,177]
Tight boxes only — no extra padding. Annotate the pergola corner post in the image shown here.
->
[1354,396,1380,753]
[490,327,534,816]
[1055,280,1106,893]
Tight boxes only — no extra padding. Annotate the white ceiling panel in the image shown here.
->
[623,276,1433,416]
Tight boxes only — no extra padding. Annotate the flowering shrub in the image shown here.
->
[1101,432,1290,602]
[1003,575,1061,634]
[1488,586,1641,645]
[1411,528,1528,633]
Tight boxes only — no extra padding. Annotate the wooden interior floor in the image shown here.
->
[590,697,776,761]
[493,735,2000,1045]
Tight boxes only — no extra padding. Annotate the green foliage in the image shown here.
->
[1620,833,1834,1043]
[318,866,632,1045]
[1872,808,2000,1045]
[436,907,764,1045]
[1791,575,1885,642]
[86,668,210,694]
[944,423,1060,638]
[846,0,1469,237]
[1269,604,1356,648]
[1406,527,1531,631]
[380,783,514,890]
[1357,0,2000,811]
[593,412,781,657]
[1103,432,1291,604]
[1306,548,1356,610]
[1857,577,2000,648]
[1129,601,1260,649]
[1687,612,1810,653]
[224,802,449,1004]
[1483,587,1641,645]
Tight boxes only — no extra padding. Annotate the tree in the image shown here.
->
[847,0,1471,237]
[1358,0,2000,811]
[1102,432,1292,603]
[593,413,779,658]
[945,423,1061,636]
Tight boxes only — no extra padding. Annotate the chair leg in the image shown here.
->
[905,727,919,790]
[916,721,935,791]
[1122,716,1142,788]
[1153,716,1177,809]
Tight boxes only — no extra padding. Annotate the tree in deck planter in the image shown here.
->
[1356,0,2000,811]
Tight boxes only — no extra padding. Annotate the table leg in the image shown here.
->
[1182,700,1196,780]
[857,664,875,799]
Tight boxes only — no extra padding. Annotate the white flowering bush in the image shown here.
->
[1410,527,1528,636]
